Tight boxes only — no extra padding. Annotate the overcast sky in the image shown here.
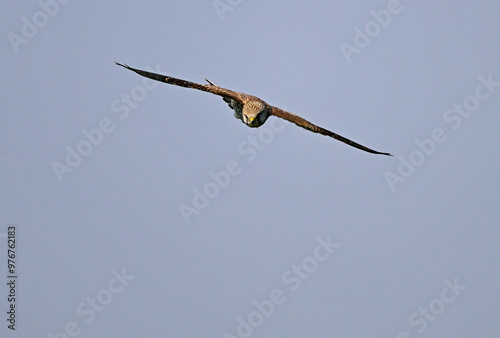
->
[1,1,499,337]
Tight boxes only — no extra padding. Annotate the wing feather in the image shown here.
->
[115,62,244,103]
[270,107,392,156]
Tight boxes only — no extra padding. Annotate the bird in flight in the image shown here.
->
[115,62,392,156]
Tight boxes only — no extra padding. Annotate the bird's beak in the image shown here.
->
[248,116,256,124]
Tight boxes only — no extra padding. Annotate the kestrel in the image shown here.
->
[115,62,392,156]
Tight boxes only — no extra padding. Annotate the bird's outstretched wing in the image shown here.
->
[270,107,392,156]
[115,62,245,103]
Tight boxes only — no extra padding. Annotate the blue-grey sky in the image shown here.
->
[1,1,499,337]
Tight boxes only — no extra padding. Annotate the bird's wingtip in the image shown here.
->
[115,62,129,69]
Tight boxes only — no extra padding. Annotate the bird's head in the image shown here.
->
[242,101,269,127]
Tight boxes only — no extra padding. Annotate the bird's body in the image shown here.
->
[115,62,392,156]
[231,98,269,128]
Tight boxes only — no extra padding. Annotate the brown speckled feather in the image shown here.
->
[115,63,248,103]
[270,107,392,156]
